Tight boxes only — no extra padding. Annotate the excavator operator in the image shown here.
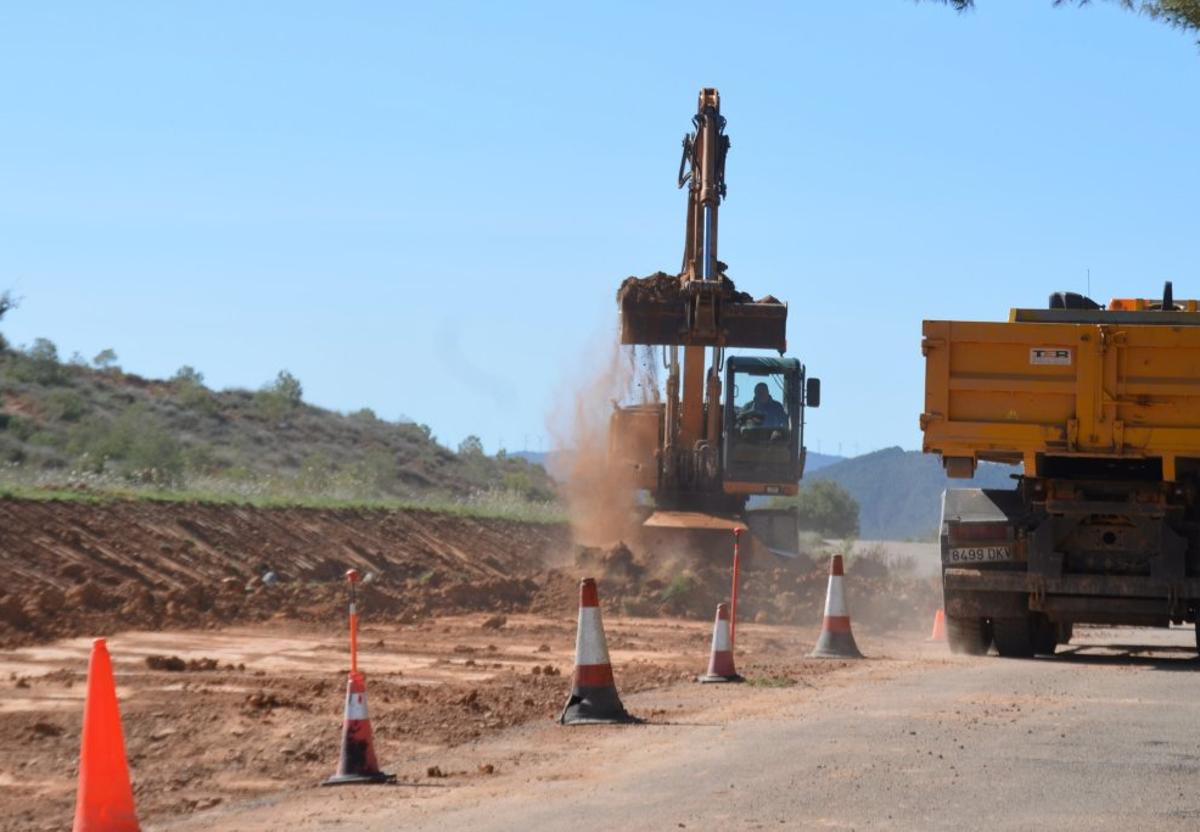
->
[740,382,788,429]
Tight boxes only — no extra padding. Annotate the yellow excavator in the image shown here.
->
[609,88,820,557]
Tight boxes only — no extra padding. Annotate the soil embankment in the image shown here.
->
[0,497,568,647]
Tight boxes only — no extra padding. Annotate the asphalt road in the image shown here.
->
[169,626,1200,831]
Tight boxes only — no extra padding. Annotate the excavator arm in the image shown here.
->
[618,88,788,352]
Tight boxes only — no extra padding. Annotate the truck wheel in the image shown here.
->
[992,616,1035,658]
[1057,622,1073,645]
[1032,615,1057,656]
[946,615,991,655]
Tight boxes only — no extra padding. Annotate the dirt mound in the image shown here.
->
[0,497,568,648]
[529,541,938,634]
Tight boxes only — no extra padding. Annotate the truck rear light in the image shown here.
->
[948,522,1010,544]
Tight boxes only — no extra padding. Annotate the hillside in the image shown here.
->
[810,446,1018,540]
[0,339,554,508]
[804,451,845,472]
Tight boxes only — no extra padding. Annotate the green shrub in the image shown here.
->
[178,381,218,415]
[11,338,66,385]
[770,480,860,538]
[171,365,204,386]
[660,573,697,604]
[5,415,35,441]
[92,348,120,373]
[255,370,304,421]
[69,408,184,483]
[458,435,484,457]
[44,389,87,422]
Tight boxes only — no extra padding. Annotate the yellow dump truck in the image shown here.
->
[922,284,1200,656]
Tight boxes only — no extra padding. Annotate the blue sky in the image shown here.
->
[1,2,1197,456]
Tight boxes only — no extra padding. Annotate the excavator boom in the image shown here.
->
[617,88,788,352]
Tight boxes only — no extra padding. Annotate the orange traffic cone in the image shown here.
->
[322,671,395,785]
[697,603,743,683]
[560,578,638,725]
[809,554,864,659]
[928,608,947,642]
[73,638,139,832]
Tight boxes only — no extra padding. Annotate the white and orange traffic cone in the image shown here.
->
[560,578,638,725]
[809,554,863,659]
[323,671,394,785]
[322,569,395,785]
[697,603,743,683]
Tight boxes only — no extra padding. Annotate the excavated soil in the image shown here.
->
[0,498,568,648]
[0,497,937,830]
[616,271,756,306]
[0,498,936,649]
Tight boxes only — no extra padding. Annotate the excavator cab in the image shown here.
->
[722,357,814,494]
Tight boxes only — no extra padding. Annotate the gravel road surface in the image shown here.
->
[166,625,1200,831]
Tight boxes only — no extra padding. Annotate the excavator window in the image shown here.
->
[723,357,805,488]
[734,376,791,435]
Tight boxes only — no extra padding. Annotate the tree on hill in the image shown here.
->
[934,1,1200,42]
[0,291,16,353]
[458,435,485,457]
[92,348,120,373]
[255,370,304,421]
[269,370,303,406]
[171,365,204,386]
[771,480,861,538]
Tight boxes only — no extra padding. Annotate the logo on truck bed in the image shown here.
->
[1030,348,1072,366]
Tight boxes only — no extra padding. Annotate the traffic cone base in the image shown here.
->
[697,603,743,683]
[322,772,395,786]
[561,579,640,725]
[810,555,864,659]
[321,672,396,786]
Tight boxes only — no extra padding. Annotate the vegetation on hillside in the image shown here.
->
[0,300,556,517]
[770,480,861,538]
[809,446,1017,540]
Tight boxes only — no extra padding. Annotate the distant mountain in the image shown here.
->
[809,446,1018,540]
[804,451,845,473]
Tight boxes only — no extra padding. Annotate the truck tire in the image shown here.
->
[1032,615,1057,656]
[946,615,991,655]
[1057,622,1073,645]
[992,616,1035,658]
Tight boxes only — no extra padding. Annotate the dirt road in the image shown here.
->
[164,626,1200,831]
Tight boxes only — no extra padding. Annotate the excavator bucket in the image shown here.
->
[639,508,807,564]
[618,273,787,351]
[643,510,748,531]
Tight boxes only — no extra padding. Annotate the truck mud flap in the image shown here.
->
[944,589,1026,619]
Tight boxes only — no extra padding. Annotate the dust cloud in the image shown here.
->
[548,343,660,548]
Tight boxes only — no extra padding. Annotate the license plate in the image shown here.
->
[948,546,1011,563]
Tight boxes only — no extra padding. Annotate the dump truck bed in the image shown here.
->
[922,310,1200,481]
